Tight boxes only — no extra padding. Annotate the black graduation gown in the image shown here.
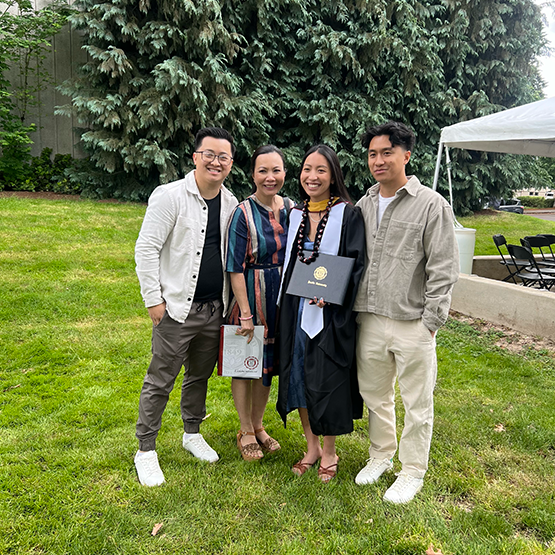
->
[276,203,365,436]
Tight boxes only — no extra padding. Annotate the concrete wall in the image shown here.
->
[452,255,555,340]
[471,255,511,281]
[470,254,553,282]
[451,273,555,341]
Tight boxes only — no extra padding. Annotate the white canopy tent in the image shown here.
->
[432,96,555,201]
[431,96,555,272]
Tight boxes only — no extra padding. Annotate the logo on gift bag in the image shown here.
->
[219,325,264,378]
[313,266,327,280]
[244,356,259,370]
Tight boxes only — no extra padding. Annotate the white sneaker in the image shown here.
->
[355,457,394,485]
[134,450,165,487]
[182,433,219,463]
[383,472,424,504]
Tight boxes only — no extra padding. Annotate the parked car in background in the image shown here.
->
[491,198,524,214]
[545,191,553,199]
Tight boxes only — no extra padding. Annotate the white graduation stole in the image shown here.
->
[279,202,346,339]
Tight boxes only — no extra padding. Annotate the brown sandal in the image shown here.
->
[237,431,263,461]
[255,427,281,453]
[292,454,319,476]
[318,459,339,483]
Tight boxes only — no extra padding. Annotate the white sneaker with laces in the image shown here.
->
[383,471,424,504]
[183,433,219,463]
[355,457,394,485]
[134,450,165,486]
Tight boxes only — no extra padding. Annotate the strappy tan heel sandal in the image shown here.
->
[291,453,320,476]
[254,426,281,453]
[318,459,339,483]
[237,431,263,461]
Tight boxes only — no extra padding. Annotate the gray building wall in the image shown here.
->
[3,0,86,158]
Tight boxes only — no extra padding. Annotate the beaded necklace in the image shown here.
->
[296,196,335,264]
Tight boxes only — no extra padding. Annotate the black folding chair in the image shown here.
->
[538,234,555,260]
[506,244,555,290]
[492,234,528,284]
[521,236,555,268]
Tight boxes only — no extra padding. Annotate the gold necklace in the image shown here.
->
[309,211,322,223]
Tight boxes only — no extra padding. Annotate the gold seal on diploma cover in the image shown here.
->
[313,266,328,280]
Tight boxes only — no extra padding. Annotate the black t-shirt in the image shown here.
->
[194,192,223,302]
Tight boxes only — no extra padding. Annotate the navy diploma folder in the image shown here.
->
[286,252,355,305]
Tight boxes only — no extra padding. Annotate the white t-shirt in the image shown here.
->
[377,193,396,226]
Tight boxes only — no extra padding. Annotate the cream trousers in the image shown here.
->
[356,313,437,478]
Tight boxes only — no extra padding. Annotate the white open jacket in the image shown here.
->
[135,170,238,323]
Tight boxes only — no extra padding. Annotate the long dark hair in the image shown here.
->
[298,144,351,203]
[250,144,286,194]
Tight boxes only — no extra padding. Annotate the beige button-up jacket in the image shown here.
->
[135,170,238,323]
[354,176,459,332]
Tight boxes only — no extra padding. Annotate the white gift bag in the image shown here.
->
[217,325,264,378]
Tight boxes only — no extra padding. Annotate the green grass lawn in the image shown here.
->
[458,210,555,255]
[1,197,554,554]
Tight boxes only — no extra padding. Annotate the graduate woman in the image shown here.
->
[277,144,365,482]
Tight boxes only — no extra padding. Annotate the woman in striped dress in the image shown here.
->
[226,145,292,461]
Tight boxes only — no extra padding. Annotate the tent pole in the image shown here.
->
[432,141,443,191]
[445,146,454,208]
[445,146,463,228]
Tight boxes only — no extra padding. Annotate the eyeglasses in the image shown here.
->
[195,150,233,166]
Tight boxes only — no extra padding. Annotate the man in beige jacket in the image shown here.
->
[354,121,459,503]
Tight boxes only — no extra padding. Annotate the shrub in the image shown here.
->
[0,90,34,186]
[2,148,82,194]
[517,196,554,208]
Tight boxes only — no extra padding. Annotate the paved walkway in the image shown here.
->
[524,209,555,221]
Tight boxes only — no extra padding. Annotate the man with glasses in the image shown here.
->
[134,127,238,486]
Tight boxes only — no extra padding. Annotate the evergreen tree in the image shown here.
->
[59,0,546,210]
[429,0,548,211]
[58,0,271,199]
[538,156,555,188]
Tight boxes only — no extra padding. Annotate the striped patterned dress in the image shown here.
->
[226,195,291,385]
